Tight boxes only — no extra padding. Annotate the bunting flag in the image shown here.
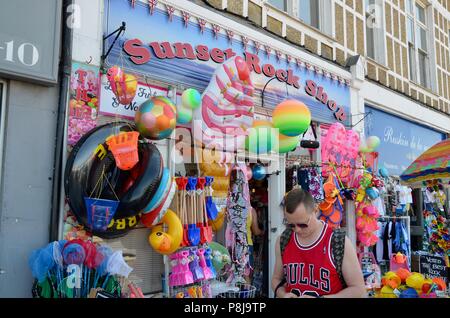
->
[241,36,249,50]
[254,41,261,54]
[198,18,207,33]
[148,0,158,15]
[166,5,175,22]
[226,29,234,44]
[286,54,292,64]
[181,11,190,28]
[212,24,221,39]
[275,50,282,62]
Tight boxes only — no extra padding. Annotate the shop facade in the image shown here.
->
[51,0,357,298]
[3,0,449,298]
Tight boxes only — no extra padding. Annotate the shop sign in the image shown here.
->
[419,254,447,282]
[104,0,351,125]
[99,75,180,120]
[0,0,61,85]
[365,106,445,176]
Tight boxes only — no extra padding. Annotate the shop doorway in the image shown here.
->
[248,166,269,298]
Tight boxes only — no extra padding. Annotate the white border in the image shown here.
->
[0,79,6,209]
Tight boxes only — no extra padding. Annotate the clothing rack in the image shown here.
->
[376,215,412,267]
[286,158,366,171]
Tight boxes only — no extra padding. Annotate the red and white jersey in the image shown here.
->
[282,221,344,297]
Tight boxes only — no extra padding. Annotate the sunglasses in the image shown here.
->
[286,214,312,229]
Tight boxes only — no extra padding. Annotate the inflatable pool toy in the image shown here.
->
[149,209,183,255]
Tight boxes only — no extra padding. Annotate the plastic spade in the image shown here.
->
[187,177,200,246]
[196,177,208,244]
[200,179,213,243]
[176,177,189,247]
[205,176,219,220]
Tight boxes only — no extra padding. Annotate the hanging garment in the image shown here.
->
[374,221,385,264]
[382,221,393,261]
[373,197,385,217]
[225,164,251,284]
[297,167,324,202]
[308,167,324,202]
[297,168,310,193]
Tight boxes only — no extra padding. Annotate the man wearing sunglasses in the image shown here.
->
[272,188,365,298]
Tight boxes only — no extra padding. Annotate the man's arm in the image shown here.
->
[324,237,367,298]
[251,208,263,236]
[271,236,296,298]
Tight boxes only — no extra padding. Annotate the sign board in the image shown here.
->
[364,106,445,175]
[104,0,351,125]
[419,254,447,282]
[0,0,62,84]
[99,75,180,120]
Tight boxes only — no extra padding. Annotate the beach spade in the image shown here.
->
[200,180,213,243]
[205,176,218,220]
[196,177,212,244]
[187,177,200,246]
[179,177,190,247]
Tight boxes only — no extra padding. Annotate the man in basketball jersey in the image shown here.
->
[272,189,366,298]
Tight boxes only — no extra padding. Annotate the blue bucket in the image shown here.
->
[84,197,119,231]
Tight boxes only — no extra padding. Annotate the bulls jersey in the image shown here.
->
[282,221,344,297]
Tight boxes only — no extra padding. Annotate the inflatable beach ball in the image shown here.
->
[181,88,201,110]
[277,133,300,154]
[273,100,311,137]
[135,96,177,140]
[245,120,275,154]
[252,164,266,181]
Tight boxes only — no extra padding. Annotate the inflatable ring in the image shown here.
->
[64,122,163,238]
[141,179,176,228]
[148,209,182,255]
[142,168,171,214]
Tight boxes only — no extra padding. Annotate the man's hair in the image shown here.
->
[284,188,314,214]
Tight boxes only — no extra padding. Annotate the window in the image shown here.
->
[365,0,386,65]
[407,1,431,88]
[266,1,331,35]
[267,0,287,11]
[298,0,319,29]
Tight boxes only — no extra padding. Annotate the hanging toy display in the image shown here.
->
[64,122,163,238]
[106,66,137,105]
[272,100,311,137]
[318,173,344,228]
[355,203,380,247]
[135,96,177,140]
[29,239,140,298]
[321,122,361,184]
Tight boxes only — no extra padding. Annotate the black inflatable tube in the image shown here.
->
[64,122,163,238]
